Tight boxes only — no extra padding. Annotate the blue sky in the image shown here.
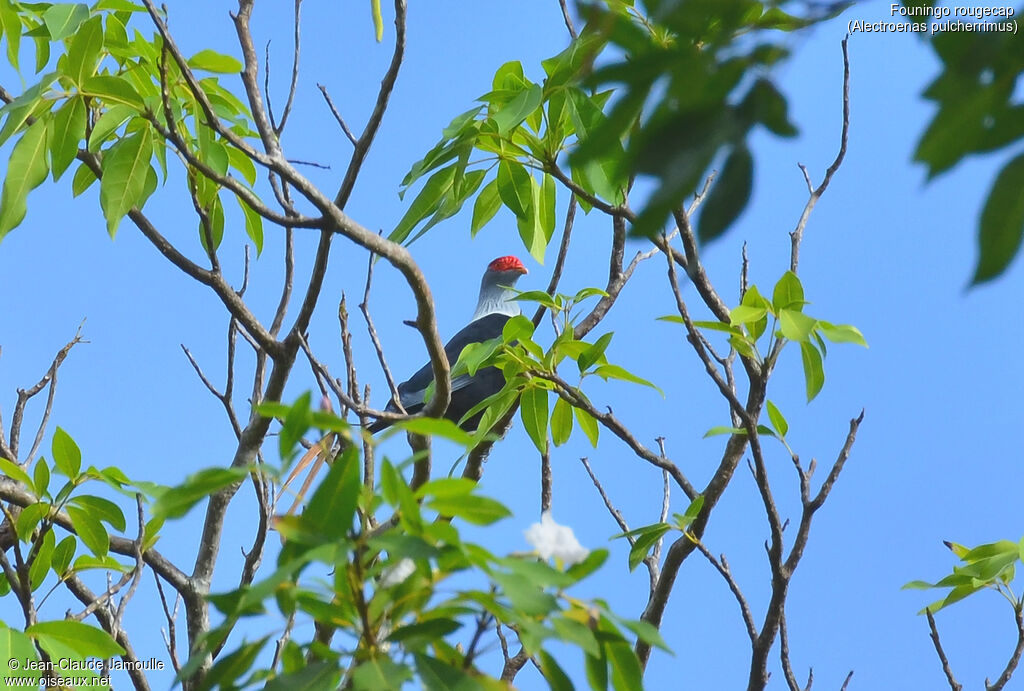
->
[1,1,1022,689]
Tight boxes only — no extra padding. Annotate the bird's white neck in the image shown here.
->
[470,280,520,321]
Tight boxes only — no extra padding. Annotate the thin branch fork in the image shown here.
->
[694,539,758,645]
[790,36,850,275]
[986,600,1024,691]
[536,370,696,499]
[6,324,86,462]
[581,456,660,590]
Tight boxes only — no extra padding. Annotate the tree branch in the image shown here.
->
[926,608,963,691]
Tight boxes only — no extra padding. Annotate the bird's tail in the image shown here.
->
[366,417,390,434]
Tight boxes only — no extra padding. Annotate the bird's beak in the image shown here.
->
[519,266,529,275]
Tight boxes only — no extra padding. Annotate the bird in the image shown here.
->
[368,255,528,433]
[275,256,527,517]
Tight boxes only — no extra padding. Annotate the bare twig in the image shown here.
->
[531,195,576,327]
[538,371,695,498]
[540,441,552,513]
[333,0,407,209]
[693,540,758,645]
[496,624,530,682]
[154,571,182,673]
[9,324,86,461]
[926,608,962,691]
[558,0,578,38]
[62,574,151,691]
[580,456,660,588]
[778,605,806,691]
[318,84,359,147]
[360,252,405,414]
[273,0,303,135]
[790,36,850,274]
[986,602,1024,691]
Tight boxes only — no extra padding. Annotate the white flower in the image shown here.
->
[380,558,416,587]
[524,512,590,567]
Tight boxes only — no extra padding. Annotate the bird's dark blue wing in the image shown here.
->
[391,312,511,411]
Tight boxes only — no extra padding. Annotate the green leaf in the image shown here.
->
[390,164,457,244]
[73,554,129,573]
[201,637,268,690]
[52,427,82,478]
[704,425,747,438]
[564,549,607,585]
[493,571,558,616]
[351,658,410,691]
[427,494,511,526]
[698,144,753,243]
[0,0,22,69]
[152,467,250,520]
[799,341,825,402]
[16,503,50,543]
[88,105,135,152]
[51,536,75,576]
[81,75,144,110]
[520,387,549,453]
[772,271,804,311]
[303,447,361,540]
[268,661,343,690]
[540,172,556,238]
[594,364,662,394]
[42,4,89,40]
[0,118,50,238]
[198,192,225,252]
[226,146,257,185]
[235,193,264,255]
[585,648,608,691]
[766,400,788,437]
[676,318,740,335]
[28,528,55,590]
[627,523,671,571]
[100,130,153,236]
[973,153,1024,283]
[67,506,108,556]
[65,16,103,85]
[471,177,501,236]
[0,625,41,684]
[32,459,49,498]
[619,617,672,653]
[50,97,86,181]
[579,332,613,372]
[370,0,384,41]
[550,396,573,447]
[574,406,599,447]
[71,162,97,197]
[517,177,546,264]
[415,654,484,691]
[395,418,475,449]
[388,618,461,646]
[511,290,558,309]
[778,309,816,343]
[606,639,644,691]
[677,494,704,530]
[817,321,868,347]
[413,477,475,500]
[539,650,574,691]
[0,456,34,490]
[729,305,767,326]
[492,83,543,135]
[187,49,242,73]
[497,159,531,217]
[70,495,126,532]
